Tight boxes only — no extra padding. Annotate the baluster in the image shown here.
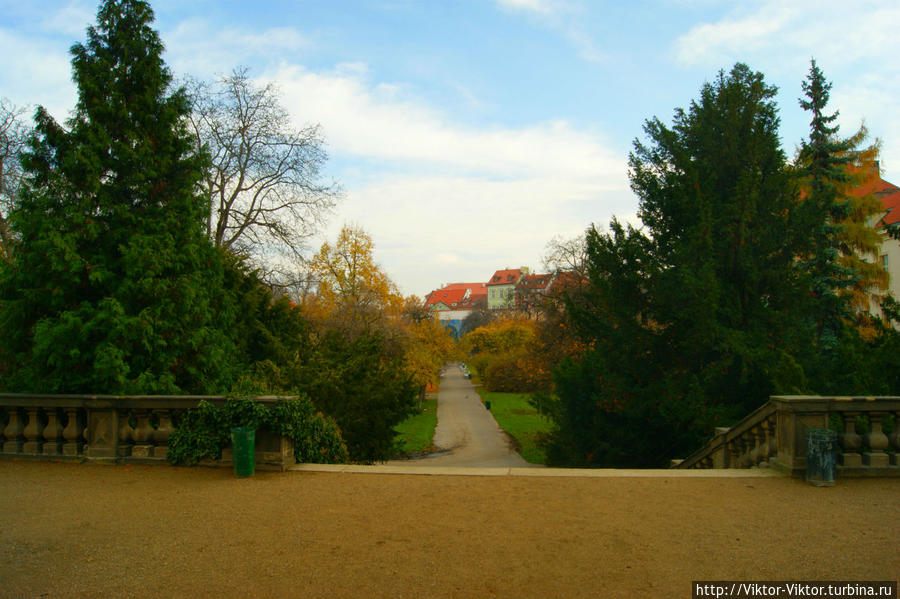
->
[130,409,154,458]
[890,411,900,467]
[2,407,25,454]
[752,425,767,467]
[839,412,862,468]
[61,408,85,456]
[117,410,134,457]
[730,438,744,468]
[21,408,45,455]
[723,440,734,468]
[42,408,64,456]
[763,417,777,462]
[152,410,173,459]
[738,436,752,468]
[863,412,890,468]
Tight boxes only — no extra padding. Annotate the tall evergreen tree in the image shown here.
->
[542,64,809,467]
[0,0,239,393]
[796,59,858,350]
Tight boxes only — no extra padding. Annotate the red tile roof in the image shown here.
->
[880,188,900,227]
[517,273,553,291]
[845,167,900,228]
[425,283,487,310]
[487,269,522,286]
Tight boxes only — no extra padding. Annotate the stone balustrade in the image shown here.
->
[0,394,295,471]
[675,396,900,477]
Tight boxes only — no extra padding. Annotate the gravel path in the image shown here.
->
[390,364,534,468]
[1,460,898,598]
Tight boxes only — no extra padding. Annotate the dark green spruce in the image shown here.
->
[0,0,239,393]
[540,64,811,467]
[796,59,857,351]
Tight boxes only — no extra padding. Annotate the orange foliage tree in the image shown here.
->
[462,317,550,392]
[305,224,403,331]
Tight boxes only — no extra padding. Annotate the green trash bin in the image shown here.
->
[806,429,836,486]
[484,401,491,411]
[231,427,256,478]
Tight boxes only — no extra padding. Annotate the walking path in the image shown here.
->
[388,363,535,468]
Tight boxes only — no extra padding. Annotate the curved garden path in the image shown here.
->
[389,363,536,468]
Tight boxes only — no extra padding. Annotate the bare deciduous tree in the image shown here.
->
[542,233,588,278]
[0,98,30,260]
[185,68,341,268]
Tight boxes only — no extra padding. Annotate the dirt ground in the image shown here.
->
[1,461,897,599]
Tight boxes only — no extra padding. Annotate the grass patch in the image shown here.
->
[475,390,552,464]
[393,395,438,456]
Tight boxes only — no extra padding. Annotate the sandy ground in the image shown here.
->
[389,365,533,468]
[1,461,898,599]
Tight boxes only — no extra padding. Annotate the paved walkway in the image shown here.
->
[388,363,535,468]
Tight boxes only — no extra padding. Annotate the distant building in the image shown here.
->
[515,273,555,315]
[861,170,900,310]
[486,267,527,310]
[424,282,487,334]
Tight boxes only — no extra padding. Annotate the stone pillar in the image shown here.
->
[2,407,25,454]
[61,408,85,456]
[839,412,863,468]
[890,411,900,467]
[152,410,174,459]
[85,408,119,459]
[21,408,44,455]
[42,408,64,456]
[753,425,768,467]
[130,409,154,458]
[863,412,890,468]
[763,417,777,462]
[117,410,134,458]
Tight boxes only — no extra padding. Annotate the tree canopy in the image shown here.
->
[541,64,811,467]
[0,98,29,262]
[185,68,341,281]
[537,62,899,468]
[0,0,239,393]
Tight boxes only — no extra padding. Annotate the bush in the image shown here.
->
[482,350,551,393]
[287,329,419,463]
[167,396,347,466]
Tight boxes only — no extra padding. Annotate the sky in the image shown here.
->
[2,0,899,297]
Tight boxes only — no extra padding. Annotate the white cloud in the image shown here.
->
[40,1,94,37]
[319,173,631,294]
[272,63,623,182]
[163,19,310,79]
[674,1,900,69]
[494,0,606,64]
[266,62,632,293]
[0,28,76,120]
[672,0,900,174]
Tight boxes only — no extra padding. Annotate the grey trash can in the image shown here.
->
[806,429,837,486]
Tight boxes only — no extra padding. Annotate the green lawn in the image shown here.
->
[393,395,438,456]
[475,390,552,465]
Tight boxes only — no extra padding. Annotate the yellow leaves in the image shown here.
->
[462,317,537,356]
[306,225,403,330]
[304,230,459,390]
[399,308,460,388]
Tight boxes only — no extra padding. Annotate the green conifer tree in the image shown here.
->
[542,64,809,467]
[796,59,858,350]
[0,0,238,393]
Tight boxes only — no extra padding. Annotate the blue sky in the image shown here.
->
[2,0,899,297]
